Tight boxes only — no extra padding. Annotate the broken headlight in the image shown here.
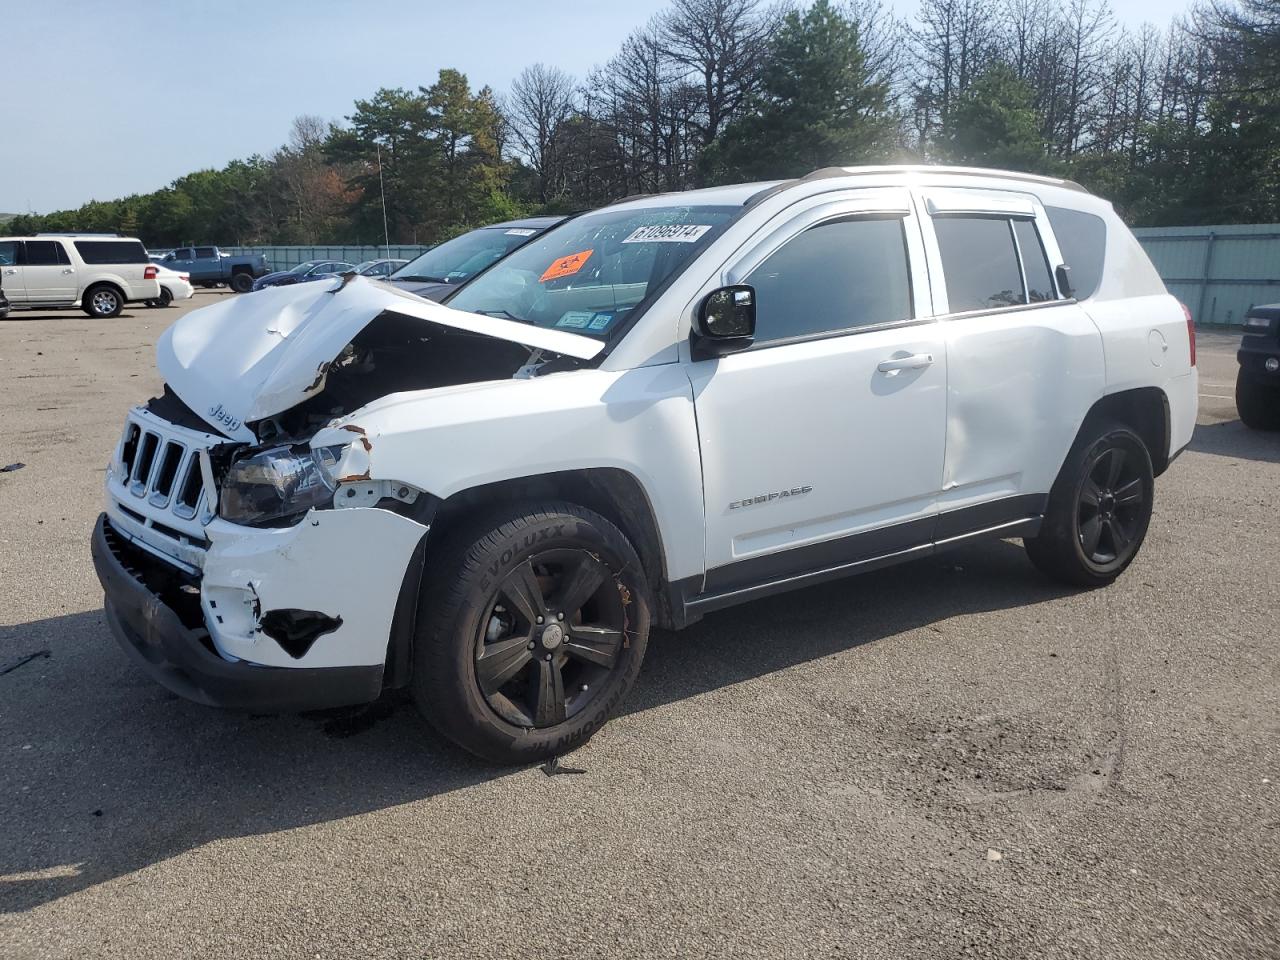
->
[218,445,343,525]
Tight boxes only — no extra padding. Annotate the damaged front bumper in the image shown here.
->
[91,504,428,712]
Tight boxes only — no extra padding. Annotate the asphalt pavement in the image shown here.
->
[0,293,1276,959]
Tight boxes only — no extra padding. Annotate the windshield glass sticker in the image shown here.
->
[556,310,595,329]
[588,312,615,331]
[505,228,538,236]
[540,249,593,282]
[622,224,712,244]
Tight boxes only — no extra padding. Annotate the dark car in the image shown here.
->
[353,258,408,278]
[1236,303,1280,430]
[388,216,566,301]
[252,260,356,292]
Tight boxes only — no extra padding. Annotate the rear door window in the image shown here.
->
[0,241,17,266]
[74,240,150,264]
[22,240,69,266]
[933,217,1026,312]
[194,247,217,259]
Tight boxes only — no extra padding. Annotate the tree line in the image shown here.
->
[11,0,1280,245]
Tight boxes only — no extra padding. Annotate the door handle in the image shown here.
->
[62,268,75,274]
[877,353,934,373]
[3,268,15,275]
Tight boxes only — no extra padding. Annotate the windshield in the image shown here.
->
[390,226,544,284]
[447,205,737,339]
[288,261,323,275]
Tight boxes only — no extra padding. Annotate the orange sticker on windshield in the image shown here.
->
[540,249,593,282]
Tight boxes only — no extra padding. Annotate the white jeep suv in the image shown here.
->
[90,166,1197,763]
[0,235,160,317]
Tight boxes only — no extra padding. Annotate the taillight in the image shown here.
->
[144,266,158,280]
[1181,302,1196,366]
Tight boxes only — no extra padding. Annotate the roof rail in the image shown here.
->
[802,164,1088,193]
[746,163,1088,209]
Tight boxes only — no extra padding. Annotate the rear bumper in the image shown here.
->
[91,514,383,712]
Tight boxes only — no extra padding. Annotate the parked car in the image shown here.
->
[160,246,270,293]
[148,252,172,265]
[251,260,356,292]
[388,216,565,300]
[1235,303,1280,429]
[145,264,195,308]
[0,235,160,317]
[354,258,408,278]
[91,166,1197,764]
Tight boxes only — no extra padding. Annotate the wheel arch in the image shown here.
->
[82,279,127,308]
[1077,386,1171,475]
[384,466,678,689]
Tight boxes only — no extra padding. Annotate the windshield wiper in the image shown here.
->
[475,308,535,325]
[397,275,447,283]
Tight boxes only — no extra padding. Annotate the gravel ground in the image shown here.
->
[0,293,1276,959]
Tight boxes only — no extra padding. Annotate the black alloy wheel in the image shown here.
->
[1075,443,1145,569]
[475,548,627,729]
[412,502,651,764]
[1025,423,1154,588]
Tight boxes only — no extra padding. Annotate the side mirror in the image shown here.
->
[163,252,175,262]
[1055,264,1074,298]
[692,285,755,360]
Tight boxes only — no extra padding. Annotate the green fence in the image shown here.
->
[222,245,432,272]
[1134,224,1280,328]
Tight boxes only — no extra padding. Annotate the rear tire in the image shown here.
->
[82,285,123,318]
[412,502,651,765]
[1025,423,1154,588]
[1236,369,1280,430]
[229,272,254,293]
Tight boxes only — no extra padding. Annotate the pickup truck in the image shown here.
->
[160,246,269,293]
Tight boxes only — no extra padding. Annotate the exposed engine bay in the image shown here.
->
[151,312,565,446]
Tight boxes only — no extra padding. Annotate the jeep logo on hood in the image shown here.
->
[207,403,243,433]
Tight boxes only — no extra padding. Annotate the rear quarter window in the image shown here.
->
[74,240,150,265]
[1045,206,1106,300]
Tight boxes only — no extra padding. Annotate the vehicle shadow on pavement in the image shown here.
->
[1186,420,1280,464]
[0,540,1064,914]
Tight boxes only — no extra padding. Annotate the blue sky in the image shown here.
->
[2,0,1194,213]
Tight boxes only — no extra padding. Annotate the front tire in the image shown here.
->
[412,502,651,765]
[229,272,254,293]
[1236,369,1280,430]
[1026,423,1154,588]
[82,285,123,318]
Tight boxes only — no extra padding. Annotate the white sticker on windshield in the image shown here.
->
[505,228,538,236]
[621,224,713,244]
[555,310,595,329]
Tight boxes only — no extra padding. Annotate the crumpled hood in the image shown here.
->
[156,275,604,443]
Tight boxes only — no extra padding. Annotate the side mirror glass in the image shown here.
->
[702,285,755,337]
[692,285,756,360]
[1055,263,1074,298]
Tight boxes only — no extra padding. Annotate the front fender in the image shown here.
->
[316,365,706,582]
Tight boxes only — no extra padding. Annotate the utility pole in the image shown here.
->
[377,142,391,261]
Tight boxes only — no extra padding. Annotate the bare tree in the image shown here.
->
[506,64,577,203]
[657,0,779,148]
